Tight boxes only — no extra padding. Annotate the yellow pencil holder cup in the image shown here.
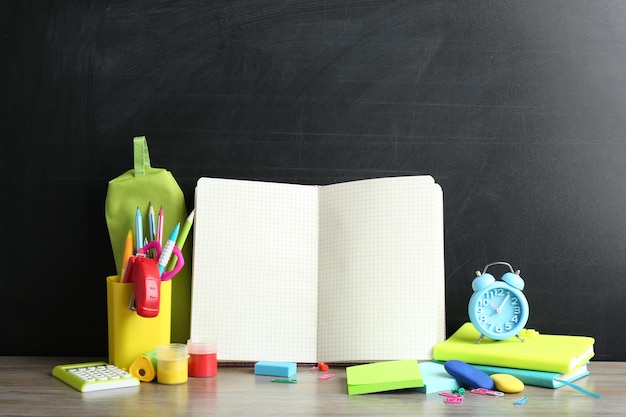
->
[106,276,172,371]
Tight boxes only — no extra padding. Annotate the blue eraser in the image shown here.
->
[444,360,494,390]
[254,361,297,377]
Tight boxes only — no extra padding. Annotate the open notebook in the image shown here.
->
[190,176,445,363]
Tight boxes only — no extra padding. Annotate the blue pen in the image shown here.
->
[135,207,143,253]
[157,223,180,276]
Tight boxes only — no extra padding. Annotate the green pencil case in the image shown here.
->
[105,136,192,344]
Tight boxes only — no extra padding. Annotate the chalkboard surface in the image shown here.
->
[4,1,626,360]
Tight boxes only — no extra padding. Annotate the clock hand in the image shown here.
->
[489,294,511,316]
[487,300,500,316]
[496,293,510,312]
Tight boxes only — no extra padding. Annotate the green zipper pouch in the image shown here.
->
[105,136,192,343]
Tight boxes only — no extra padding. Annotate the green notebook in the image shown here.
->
[346,360,423,395]
[433,323,594,374]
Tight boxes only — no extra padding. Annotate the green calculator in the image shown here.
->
[52,361,140,392]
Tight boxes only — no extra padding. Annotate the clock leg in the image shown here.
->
[515,334,525,342]
[476,334,485,344]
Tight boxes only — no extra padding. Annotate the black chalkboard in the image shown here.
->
[4,0,626,360]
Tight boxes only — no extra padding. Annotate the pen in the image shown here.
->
[271,379,297,383]
[158,223,180,276]
[120,229,134,281]
[135,207,143,253]
[167,209,195,271]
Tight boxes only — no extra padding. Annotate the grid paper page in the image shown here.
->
[190,178,319,362]
[317,176,445,362]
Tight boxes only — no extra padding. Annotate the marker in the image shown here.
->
[135,207,143,253]
[120,229,134,282]
[157,223,180,276]
[167,209,195,271]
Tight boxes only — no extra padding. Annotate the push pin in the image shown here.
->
[317,362,329,371]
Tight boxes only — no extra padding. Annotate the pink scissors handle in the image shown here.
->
[143,240,162,259]
[161,246,184,281]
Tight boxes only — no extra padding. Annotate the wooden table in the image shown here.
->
[1,357,623,416]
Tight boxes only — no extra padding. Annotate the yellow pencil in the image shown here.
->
[120,229,134,282]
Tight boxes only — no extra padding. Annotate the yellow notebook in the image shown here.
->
[346,360,423,395]
[433,323,594,374]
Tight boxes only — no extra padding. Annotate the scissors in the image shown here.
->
[143,240,184,281]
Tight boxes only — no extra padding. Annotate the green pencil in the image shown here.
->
[167,209,195,271]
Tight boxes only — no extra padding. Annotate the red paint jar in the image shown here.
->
[187,339,217,377]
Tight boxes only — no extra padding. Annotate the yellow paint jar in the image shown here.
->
[156,343,189,384]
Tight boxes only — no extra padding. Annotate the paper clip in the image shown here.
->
[514,396,529,405]
[318,373,335,380]
[444,396,464,404]
[271,378,297,383]
[438,392,462,398]
[470,388,504,396]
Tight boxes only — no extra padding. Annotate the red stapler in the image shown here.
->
[125,253,161,318]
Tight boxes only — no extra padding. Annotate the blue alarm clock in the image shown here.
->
[468,262,529,343]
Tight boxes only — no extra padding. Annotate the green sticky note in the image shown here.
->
[346,360,423,395]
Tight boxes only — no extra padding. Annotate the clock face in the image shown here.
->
[468,282,529,340]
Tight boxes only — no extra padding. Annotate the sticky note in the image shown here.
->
[346,360,423,395]
[254,361,297,377]
[416,361,460,393]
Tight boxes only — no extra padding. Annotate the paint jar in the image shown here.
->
[187,338,218,377]
[156,343,189,384]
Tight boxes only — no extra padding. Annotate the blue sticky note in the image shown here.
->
[416,361,460,393]
[254,361,297,377]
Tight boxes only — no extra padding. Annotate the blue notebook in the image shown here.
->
[470,363,589,389]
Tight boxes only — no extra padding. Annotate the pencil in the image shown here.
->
[120,229,134,282]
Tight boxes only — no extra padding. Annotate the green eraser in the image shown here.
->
[254,361,297,377]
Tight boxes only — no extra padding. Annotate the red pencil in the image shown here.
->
[157,205,165,247]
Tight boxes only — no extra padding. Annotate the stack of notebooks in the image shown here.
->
[432,323,595,389]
